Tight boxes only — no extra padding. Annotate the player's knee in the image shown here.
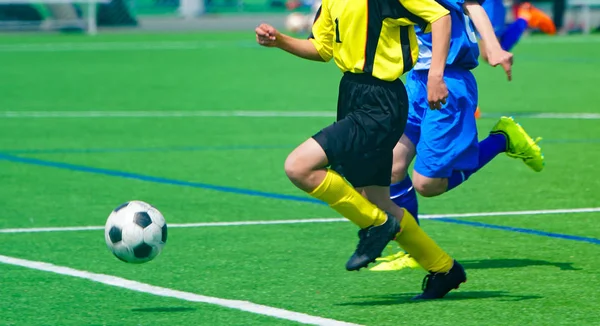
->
[284,153,308,184]
[413,180,445,197]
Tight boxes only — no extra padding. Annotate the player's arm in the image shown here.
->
[255,4,333,62]
[399,0,451,109]
[428,15,451,82]
[463,1,513,80]
[255,24,324,61]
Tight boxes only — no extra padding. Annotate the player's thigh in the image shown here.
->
[391,134,417,183]
[390,70,426,183]
[413,69,479,179]
[285,137,329,175]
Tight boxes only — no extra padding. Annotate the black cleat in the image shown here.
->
[413,260,466,300]
[346,214,400,271]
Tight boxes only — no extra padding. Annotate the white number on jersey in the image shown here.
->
[463,14,478,43]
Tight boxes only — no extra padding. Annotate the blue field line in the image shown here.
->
[2,152,600,246]
[1,144,294,155]
[1,138,598,156]
[436,218,600,245]
[0,153,324,205]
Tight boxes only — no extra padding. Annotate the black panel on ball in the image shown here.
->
[161,224,167,243]
[133,243,153,258]
[108,226,122,243]
[113,202,130,212]
[133,212,152,228]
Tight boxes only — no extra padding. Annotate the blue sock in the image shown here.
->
[390,175,419,224]
[447,133,507,191]
[499,18,528,51]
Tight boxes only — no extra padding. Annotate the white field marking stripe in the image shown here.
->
[2,111,600,119]
[0,255,360,326]
[422,207,600,218]
[0,218,348,234]
[0,36,597,53]
[0,111,335,118]
[0,41,258,52]
[1,207,599,234]
[521,113,600,119]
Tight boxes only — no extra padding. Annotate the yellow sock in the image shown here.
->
[395,209,454,273]
[309,169,387,228]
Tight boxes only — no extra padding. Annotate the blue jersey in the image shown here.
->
[413,0,481,71]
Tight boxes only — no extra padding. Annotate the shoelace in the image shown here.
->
[421,273,435,291]
[354,228,369,253]
[507,136,543,159]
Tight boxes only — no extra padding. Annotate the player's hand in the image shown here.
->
[427,74,448,110]
[487,49,513,81]
[255,23,279,47]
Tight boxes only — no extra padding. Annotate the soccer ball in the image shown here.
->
[285,13,308,33]
[104,200,167,264]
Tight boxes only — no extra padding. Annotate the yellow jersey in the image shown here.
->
[309,0,449,81]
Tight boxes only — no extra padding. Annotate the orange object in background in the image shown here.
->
[518,2,557,35]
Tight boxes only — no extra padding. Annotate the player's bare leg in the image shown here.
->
[389,135,419,218]
[412,172,449,197]
[285,138,401,271]
[391,135,417,186]
[284,138,329,192]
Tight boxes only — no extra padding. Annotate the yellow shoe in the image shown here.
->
[491,116,545,172]
[369,252,421,271]
[375,251,407,263]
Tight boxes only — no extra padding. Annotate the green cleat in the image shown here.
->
[491,116,545,172]
[369,251,421,272]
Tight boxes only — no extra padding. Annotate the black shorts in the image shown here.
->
[313,72,408,187]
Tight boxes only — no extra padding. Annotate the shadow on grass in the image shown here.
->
[461,258,580,271]
[337,291,542,306]
[132,307,196,313]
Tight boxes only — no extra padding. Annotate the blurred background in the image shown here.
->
[0,0,598,35]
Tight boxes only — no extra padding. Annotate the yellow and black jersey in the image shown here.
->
[309,0,449,81]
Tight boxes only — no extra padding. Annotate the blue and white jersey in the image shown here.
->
[413,0,481,71]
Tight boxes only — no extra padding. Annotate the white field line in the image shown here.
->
[0,111,335,118]
[0,36,597,53]
[0,40,258,53]
[0,255,360,326]
[521,113,600,119]
[2,111,600,119]
[1,207,599,234]
[421,207,600,218]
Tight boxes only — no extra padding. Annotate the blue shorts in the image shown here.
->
[482,0,507,37]
[404,68,479,178]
